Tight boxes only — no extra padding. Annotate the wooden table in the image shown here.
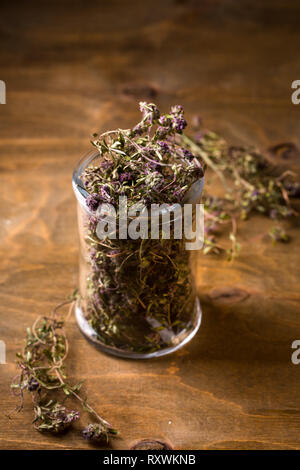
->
[0,0,300,450]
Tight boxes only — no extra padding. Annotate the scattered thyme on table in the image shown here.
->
[181,127,298,259]
[11,293,117,443]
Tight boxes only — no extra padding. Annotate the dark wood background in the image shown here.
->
[0,0,300,450]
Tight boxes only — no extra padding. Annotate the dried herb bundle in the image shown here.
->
[11,293,117,442]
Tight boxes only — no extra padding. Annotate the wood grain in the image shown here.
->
[0,0,300,450]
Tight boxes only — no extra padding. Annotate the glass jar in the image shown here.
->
[73,150,204,359]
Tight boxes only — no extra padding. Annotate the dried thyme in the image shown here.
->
[11,293,117,442]
[80,103,203,353]
[12,101,299,442]
[181,127,299,259]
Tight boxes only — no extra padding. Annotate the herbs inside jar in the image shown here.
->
[73,102,204,358]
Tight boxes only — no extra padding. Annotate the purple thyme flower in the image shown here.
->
[119,172,132,183]
[158,115,171,127]
[100,185,112,202]
[169,104,187,133]
[170,104,183,115]
[182,148,194,159]
[139,101,160,123]
[86,193,102,211]
[144,161,159,172]
[157,141,169,154]
[101,160,113,170]
[88,216,99,231]
[149,161,159,170]
[27,377,40,391]
[44,404,80,433]
[82,423,109,442]
[172,116,187,133]
[139,101,148,114]
[63,410,80,424]
[156,126,169,139]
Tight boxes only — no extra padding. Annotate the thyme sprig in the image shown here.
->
[11,292,117,442]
